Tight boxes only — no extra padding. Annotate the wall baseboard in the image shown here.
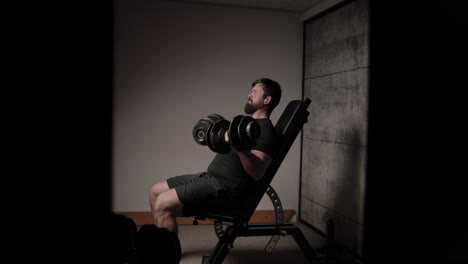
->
[117,210,295,226]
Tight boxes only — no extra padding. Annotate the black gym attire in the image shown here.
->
[167,118,277,216]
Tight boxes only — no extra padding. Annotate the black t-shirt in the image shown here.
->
[207,118,277,190]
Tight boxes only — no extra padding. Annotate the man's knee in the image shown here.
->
[150,180,170,199]
[154,189,182,214]
[153,195,168,213]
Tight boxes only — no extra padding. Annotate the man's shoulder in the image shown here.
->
[257,118,274,126]
[256,118,275,132]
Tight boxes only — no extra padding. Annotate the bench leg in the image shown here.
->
[288,226,320,263]
[238,224,321,264]
[202,225,239,264]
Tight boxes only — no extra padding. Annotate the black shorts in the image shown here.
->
[166,172,241,216]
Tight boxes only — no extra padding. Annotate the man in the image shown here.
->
[149,78,282,233]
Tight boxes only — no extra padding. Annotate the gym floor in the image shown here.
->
[173,221,360,264]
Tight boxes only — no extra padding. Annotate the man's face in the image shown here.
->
[244,83,266,115]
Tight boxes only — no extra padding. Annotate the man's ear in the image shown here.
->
[263,96,272,105]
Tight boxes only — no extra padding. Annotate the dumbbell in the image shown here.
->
[192,114,260,153]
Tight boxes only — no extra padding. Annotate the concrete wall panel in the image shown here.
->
[301,138,366,223]
[304,0,369,78]
[303,68,368,145]
[301,197,364,254]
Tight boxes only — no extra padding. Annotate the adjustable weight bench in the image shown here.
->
[194,98,320,264]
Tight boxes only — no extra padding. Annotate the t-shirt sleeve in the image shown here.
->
[252,119,277,157]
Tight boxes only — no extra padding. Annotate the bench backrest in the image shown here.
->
[238,98,311,221]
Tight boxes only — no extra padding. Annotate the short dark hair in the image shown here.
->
[252,78,282,114]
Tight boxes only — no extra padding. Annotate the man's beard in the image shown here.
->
[244,101,259,115]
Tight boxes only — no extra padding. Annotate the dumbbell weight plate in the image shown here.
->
[228,115,243,150]
[192,117,214,145]
[192,114,225,146]
[246,118,260,139]
[203,114,225,146]
[238,116,248,147]
[238,116,260,148]
[207,119,231,154]
[207,114,224,123]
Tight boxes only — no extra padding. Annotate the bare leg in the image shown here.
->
[149,180,170,224]
[153,189,183,233]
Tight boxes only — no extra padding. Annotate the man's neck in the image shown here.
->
[252,109,269,119]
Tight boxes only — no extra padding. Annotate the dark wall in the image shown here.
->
[9,2,114,262]
[301,0,369,255]
[366,1,467,262]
